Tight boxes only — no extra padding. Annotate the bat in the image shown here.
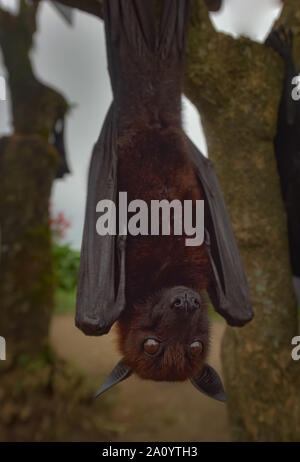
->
[265,26,300,278]
[75,0,253,402]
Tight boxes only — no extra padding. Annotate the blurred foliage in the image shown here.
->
[52,243,80,293]
[54,287,76,315]
[49,207,78,314]
[49,206,71,240]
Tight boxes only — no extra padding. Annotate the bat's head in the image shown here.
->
[94,286,226,402]
[117,286,209,382]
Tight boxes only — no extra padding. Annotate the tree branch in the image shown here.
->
[33,0,103,19]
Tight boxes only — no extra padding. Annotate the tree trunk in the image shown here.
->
[0,135,57,369]
[184,0,300,441]
[0,4,111,441]
[0,1,69,367]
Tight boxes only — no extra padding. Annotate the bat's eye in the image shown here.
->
[189,341,203,357]
[143,338,160,356]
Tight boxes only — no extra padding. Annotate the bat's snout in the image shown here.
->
[171,291,201,313]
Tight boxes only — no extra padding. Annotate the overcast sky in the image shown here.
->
[0,0,282,248]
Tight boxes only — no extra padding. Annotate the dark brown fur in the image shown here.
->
[116,116,212,382]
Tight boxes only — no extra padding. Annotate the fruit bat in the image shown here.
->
[75,0,253,402]
[266,27,300,278]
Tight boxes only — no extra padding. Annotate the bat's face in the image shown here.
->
[117,286,210,382]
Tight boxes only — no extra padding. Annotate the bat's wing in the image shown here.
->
[187,138,253,326]
[75,105,126,336]
[75,0,156,337]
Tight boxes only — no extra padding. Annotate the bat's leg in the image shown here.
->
[265,25,294,64]
[266,26,300,281]
[266,26,297,126]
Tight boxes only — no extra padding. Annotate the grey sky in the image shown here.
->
[0,0,281,248]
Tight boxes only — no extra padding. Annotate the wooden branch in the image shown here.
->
[185,1,300,442]
[184,0,286,114]
[0,0,69,135]
[39,0,103,19]
[189,0,217,38]
[0,0,40,38]
[184,0,233,105]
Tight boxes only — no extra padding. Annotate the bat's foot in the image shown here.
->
[265,25,293,62]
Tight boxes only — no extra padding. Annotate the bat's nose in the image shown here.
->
[171,292,200,312]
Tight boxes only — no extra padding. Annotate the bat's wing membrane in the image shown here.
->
[187,138,253,326]
[75,106,126,336]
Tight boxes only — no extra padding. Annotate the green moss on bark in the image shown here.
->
[0,136,58,367]
[184,0,300,442]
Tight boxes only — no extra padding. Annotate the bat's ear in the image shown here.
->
[94,360,132,398]
[190,364,226,402]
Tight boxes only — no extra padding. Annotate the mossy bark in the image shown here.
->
[0,135,58,369]
[0,3,102,441]
[0,1,68,372]
[184,0,300,441]
[0,136,115,441]
[0,343,116,442]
